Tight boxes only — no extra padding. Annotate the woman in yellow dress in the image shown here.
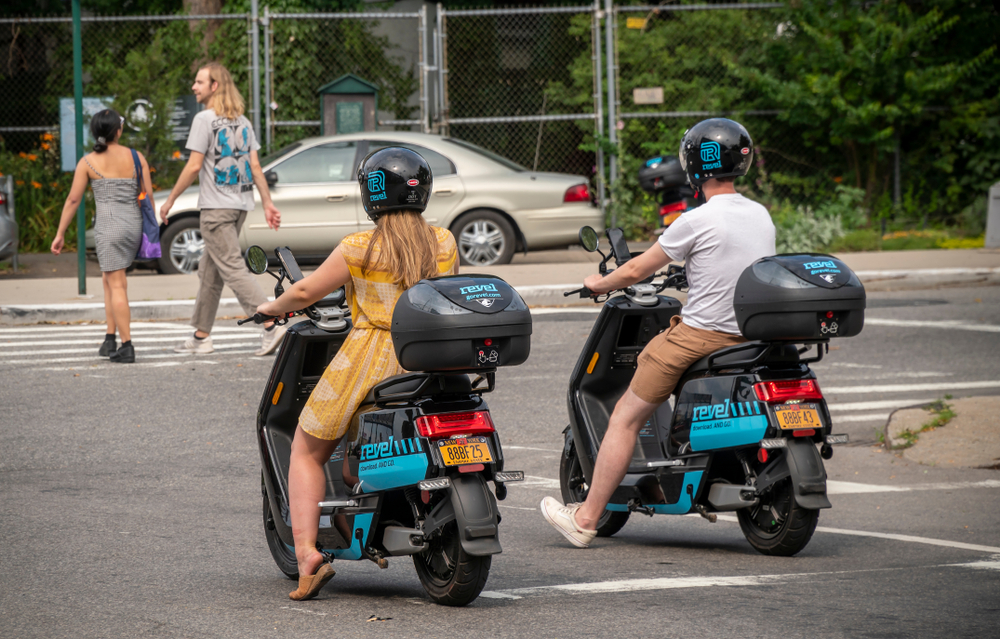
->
[256,148,458,600]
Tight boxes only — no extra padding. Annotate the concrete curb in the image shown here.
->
[2,267,998,325]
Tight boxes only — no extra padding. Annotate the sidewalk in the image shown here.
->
[885,396,1000,470]
[2,247,999,324]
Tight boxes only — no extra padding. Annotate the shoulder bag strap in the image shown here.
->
[129,148,145,199]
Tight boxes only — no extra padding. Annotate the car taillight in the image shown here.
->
[753,379,824,403]
[564,184,590,203]
[415,411,495,439]
[0,191,6,205]
[659,201,685,216]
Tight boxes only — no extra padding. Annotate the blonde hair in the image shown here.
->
[201,62,244,119]
[361,212,440,289]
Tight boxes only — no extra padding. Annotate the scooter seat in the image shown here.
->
[684,341,800,377]
[361,372,473,405]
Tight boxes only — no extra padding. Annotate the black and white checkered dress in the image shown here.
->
[86,157,142,272]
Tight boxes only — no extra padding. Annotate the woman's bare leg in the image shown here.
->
[288,426,341,576]
[105,269,131,342]
[102,272,117,336]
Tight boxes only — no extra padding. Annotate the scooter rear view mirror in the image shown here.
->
[244,245,268,274]
[579,226,599,253]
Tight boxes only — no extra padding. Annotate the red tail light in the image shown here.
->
[659,201,685,216]
[564,184,590,203]
[0,190,6,205]
[754,380,824,403]
[415,411,495,439]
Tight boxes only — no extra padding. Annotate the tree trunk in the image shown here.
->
[183,0,224,58]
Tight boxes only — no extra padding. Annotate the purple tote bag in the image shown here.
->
[131,148,162,260]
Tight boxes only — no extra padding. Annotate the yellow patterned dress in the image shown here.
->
[298,226,459,441]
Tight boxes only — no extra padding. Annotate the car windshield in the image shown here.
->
[259,142,302,168]
[441,138,527,172]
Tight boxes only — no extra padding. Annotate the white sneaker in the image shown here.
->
[255,324,287,356]
[539,496,597,548]
[174,334,214,354]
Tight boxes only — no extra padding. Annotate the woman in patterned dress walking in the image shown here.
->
[52,109,152,363]
[255,148,459,601]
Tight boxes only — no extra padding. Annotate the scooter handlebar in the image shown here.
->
[563,286,595,299]
[237,312,287,326]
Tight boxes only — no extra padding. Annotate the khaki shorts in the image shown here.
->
[630,316,746,405]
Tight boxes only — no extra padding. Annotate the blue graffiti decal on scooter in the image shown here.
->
[358,436,428,491]
[689,399,768,451]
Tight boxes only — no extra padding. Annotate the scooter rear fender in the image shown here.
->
[445,474,502,556]
[758,440,831,510]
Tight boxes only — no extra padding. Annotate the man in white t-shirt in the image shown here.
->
[159,62,286,357]
[541,118,776,548]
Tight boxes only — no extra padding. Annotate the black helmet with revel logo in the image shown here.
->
[357,146,432,221]
[678,118,753,189]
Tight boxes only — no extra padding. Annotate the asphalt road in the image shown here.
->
[1,285,998,638]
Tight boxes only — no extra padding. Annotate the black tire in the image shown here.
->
[413,522,491,606]
[263,492,299,579]
[737,477,819,556]
[559,439,630,537]
[158,216,203,275]
[451,210,516,267]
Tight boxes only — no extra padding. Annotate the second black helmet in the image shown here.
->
[678,118,754,189]
[357,146,432,220]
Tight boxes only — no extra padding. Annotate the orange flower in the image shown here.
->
[42,133,54,141]
[833,176,843,183]
[31,181,42,189]
[171,150,182,159]
[15,180,24,186]
[149,166,156,173]
[27,154,37,161]
[18,152,27,159]
[50,182,60,188]
[41,143,51,150]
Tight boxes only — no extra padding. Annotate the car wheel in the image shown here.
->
[451,210,516,267]
[158,217,203,275]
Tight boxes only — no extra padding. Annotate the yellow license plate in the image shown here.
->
[774,404,822,429]
[438,436,493,466]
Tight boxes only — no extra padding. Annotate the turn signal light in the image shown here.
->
[753,379,824,403]
[659,201,686,216]
[564,184,590,203]
[415,411,496,439]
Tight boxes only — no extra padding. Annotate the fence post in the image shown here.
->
[263,6,271,153]
[604,0,617,228]
[592,0,606,219]
[250,0,261,139]
[439,6,449,136]
[419,5,429,133]
[72,0,86,296]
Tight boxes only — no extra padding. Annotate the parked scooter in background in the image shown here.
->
[242,245,531,605]
[637,156,699,230]
[560,227,863,556]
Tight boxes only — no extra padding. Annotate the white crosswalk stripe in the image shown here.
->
[0,321,263,368]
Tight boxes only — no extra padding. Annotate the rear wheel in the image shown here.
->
[413,522,491,606]
[158,216,203,274]
[451,210,516,267]
[559,439,630,537]
[737,477,819,556]
[262,492,299,579]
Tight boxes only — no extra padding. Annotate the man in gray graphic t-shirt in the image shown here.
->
[160,62,286,357]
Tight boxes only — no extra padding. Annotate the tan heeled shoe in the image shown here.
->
[288,562,335,601]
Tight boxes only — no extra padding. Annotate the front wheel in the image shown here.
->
[413,522,491,606]
[451,210,516,267]
[158,216,203,274]
[737,477,819,556]
[559,439,630,537]
[263,492,299,579]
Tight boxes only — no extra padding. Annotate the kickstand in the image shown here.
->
[694,504,717,523]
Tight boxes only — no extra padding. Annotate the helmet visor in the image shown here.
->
[678,135,688,173]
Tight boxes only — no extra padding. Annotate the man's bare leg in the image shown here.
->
[574,389,658,530]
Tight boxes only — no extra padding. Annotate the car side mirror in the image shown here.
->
[579,226,599,253]
[264,170,278,187]
[244,245,268,274]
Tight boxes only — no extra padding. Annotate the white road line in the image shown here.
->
[828,479,1000,494]
[2,333,263,348]
[823,380,1000,394]
[0,324,250,335]
[530,307,602,315]
[952,559,1000,571]
[811,526,1000,554]
[866,318,1000,333]
[0,341,258,357]
[506,445,562,453]
[831,413,890,423]
[521,476,561,489]
[0,349,257,365]
[828,398,935,411]
[481,573,799,599]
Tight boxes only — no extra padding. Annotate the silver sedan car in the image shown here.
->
[132,131,602,273]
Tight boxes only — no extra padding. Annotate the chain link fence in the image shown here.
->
[440,6,598,181]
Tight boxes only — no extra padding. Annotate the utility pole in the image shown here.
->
[251,0,261,138]
[72,0,86,295]
[604,0,617,228]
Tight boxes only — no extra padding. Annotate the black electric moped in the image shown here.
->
[560,227,863,556]
[241,245,531,605]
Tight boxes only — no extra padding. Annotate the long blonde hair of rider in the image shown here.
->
[361,212,440,289]
[202,62,245,120]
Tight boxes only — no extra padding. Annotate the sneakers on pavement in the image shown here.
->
[539,496,597,548]
[255,324,287,356]
[174,334,214,354]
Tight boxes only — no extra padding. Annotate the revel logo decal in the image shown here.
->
[700,140,722,170]
[360,436,422,462]
[460,283,498,295]
[803,260,841,276]
[693,399,762,422]
[460,282,502,301]
[367,170,387,201]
